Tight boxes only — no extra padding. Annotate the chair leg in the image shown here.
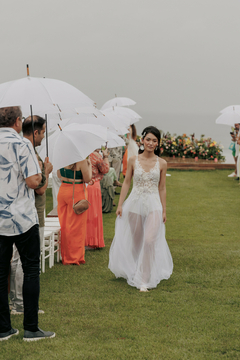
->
[51,233,55,268]
[42,244,45,273]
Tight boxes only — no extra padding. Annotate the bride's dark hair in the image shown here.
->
[138,126,161,157]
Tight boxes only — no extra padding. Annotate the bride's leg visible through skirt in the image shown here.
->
[128,212,144,262]
[141,210,161,285]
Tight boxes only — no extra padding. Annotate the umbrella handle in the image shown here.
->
[45,114,48,157]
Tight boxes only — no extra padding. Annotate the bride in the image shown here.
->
[108,126,173,292]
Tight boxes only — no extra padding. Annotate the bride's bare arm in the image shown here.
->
[158,159,167,223]
[116,156,135,217]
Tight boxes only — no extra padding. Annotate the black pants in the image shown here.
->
[0,224,40,332]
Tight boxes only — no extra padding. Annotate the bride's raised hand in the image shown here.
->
[116,205,122,217]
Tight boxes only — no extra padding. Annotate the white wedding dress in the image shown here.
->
[108,155,173,290]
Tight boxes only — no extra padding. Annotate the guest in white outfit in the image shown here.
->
[127,124,139,160]
[109,126,173,292]
[228,123,240,178]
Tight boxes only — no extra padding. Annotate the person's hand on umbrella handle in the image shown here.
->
[44,157,53,176]
[116,205,122,217]
[102,149,109,158]
[38,160,43,171]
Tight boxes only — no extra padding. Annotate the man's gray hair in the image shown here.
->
[0,106,22,128]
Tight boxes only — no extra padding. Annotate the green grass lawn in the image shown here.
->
[2,170,240,359]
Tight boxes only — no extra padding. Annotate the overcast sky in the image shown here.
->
[1,0,240,141]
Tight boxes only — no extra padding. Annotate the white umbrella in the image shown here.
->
[75,106,102,116]
[0,76,94,117]
[215,112,240,126]
[49,112,128,133]
[38,123,107,170]
[101,97,136,111]
[105,130,125,149]
[220,105,240,115]
[100,110,131,128]
[103,106,141,125]
[111,127,130,136]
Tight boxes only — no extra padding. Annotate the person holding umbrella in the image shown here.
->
[9,116,53,315]
[57,159,92,265]
[228,123,240,178]
[0,106,55,341]
[85,148,110,249]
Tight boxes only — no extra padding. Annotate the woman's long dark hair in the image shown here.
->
[138,126,161,157]
[130,124,137,141]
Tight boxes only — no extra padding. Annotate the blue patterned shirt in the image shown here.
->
[0,128,41,236]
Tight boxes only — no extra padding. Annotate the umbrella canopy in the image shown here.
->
[105,130,125,148]
[50,112,130,133]
[100,110,131,128]
[220,105,240,115]
[38,123,107,170]
[215,112,240,126]
[101,97,136,111]
[103,106,141,125]
[111,127,130,136]
[0,76,94,117]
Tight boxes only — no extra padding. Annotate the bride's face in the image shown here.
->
[143,133,158,152]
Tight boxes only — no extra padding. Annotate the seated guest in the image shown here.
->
[85,149,110,248]
[57,159,92,265]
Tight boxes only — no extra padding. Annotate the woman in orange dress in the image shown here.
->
[85,149,109,248]
[57,159,92,265]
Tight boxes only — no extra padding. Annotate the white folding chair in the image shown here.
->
[44,223,61,265]
[42,230,54,273]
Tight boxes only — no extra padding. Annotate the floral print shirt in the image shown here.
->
[0,128,41,236]
[90,152,109,182]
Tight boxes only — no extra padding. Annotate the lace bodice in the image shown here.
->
[132,156,160,195]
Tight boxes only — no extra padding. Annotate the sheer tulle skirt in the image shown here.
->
[109,191,173,289]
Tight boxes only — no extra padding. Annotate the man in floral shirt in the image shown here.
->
[0,106,55,341]
[10,115,53,315]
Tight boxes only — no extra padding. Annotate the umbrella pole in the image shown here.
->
[30,105,35,149]
[45,114,49,158]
